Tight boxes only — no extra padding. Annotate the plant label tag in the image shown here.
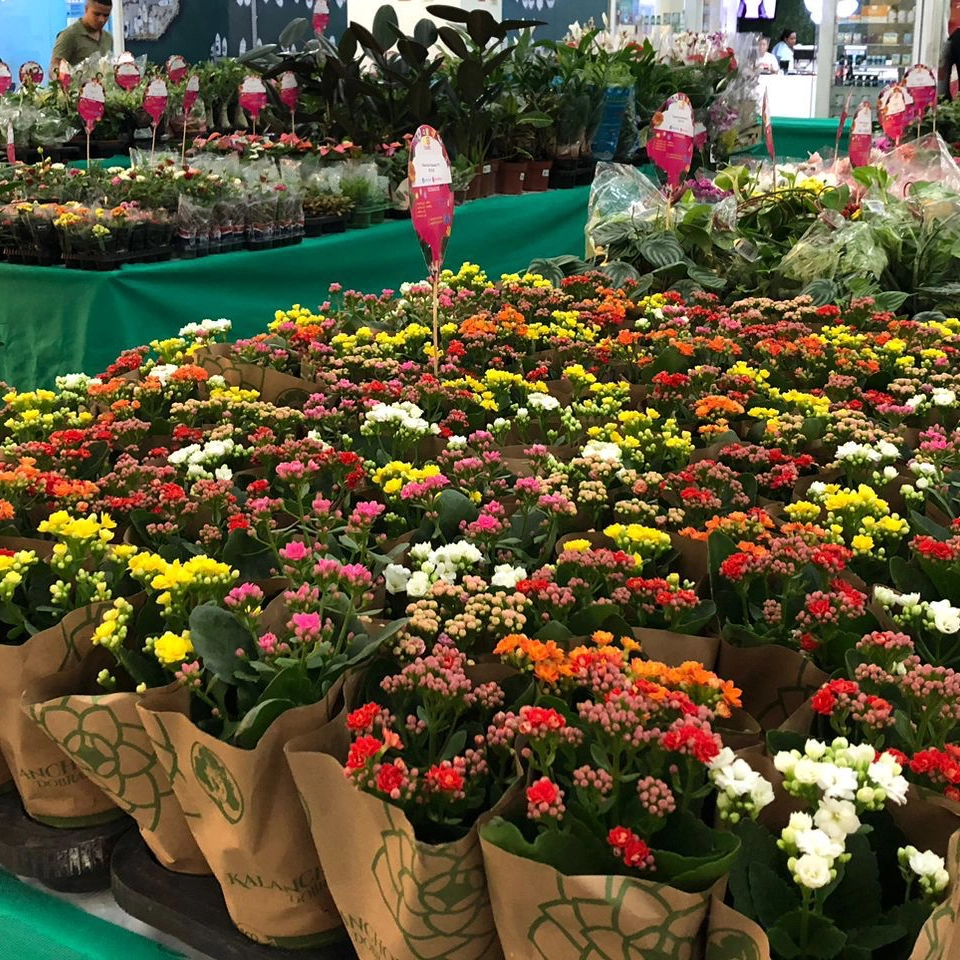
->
[647,93,695,187]
[239,76,268,120]
[409,124,454,270]
[313,0,330,37]
[78,79,105,133]
[849,100,873,167]
[166,55,189,85]
[143,78,169,125]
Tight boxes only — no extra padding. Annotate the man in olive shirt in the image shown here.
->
[49,0,114,79]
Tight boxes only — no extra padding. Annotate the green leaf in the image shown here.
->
[650,814,741,892]
[222,530,276,580]
[440,728,467,761]
[258,664,313,705]
[602,260,641,287]
[769,910,846,960]
[568,602,622,635]
[534,620,573,643]
[480,816,611,876]
[910,509,952,542]
[873,290,909,313]
[639,234,684,269]
[232,698,296,749]
[801,278,838,306]
[687,265,727,291]
[188,604,255,684]
[889,556,936,598]
[748,861,800,928]
[728,818,785,921]
[823,832,881,927]
[437,488,479,540]
[372,4,400,49]
[436,25,469,60]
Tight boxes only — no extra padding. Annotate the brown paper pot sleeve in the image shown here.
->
[22,656,208,875]
[287,741,504,960]
[136,689,344,947]
[634,628,721,671]
[480,836,714,960]
[715,640,828,732]
[0,602,122,826]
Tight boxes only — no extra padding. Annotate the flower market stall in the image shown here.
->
[6,6,960,960]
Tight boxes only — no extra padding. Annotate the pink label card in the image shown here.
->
[952,65,959,100]
[409,124,454,270]
[849,100,873,167]
[693,121,708,151]
[166,55,189,85]
[279,71,299,112]
[19,62,43,86]
[905,64,937,119]
[0,62,10,95]
[647,93,695,187]
[183,74,200,115]
[239,76,268,119]
[313,0,330,37]
[143,77,169,125]
[78,79,105,133]
[58,59,73,93]
[115,58,142,92]
[878,83,910,143]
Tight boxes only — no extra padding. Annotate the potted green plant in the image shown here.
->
[303,189,354,235]
[489,91,552,196]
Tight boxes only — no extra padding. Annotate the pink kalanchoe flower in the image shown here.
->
[279,541,310,562]
[257,632,278,655]
[290,612,322,640]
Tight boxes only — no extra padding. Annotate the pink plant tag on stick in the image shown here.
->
[904,64,937,120]
[239,76,268,120]
[878,84,910,144]
[409,124,455,271]
[19,62,43,86]
[58,59,73,93]
[115,56,142,92]
[849,99,873,167]
[78,79,105,134]
[951,65,959,100]
[143,77,169,125]
[166,55,188,85]
[313,0,330,37]
[647,93,695,187]
[279,72,299,112]
[183,74,200,115]
[0,62,11,95]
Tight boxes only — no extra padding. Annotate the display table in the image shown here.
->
[738,117,851,161]
[0,187,590,389]
[0,869,194,960]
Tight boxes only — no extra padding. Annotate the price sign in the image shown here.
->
[904,64,937,120]
[143,77,169,125]
[0,62,11,95]
[19,62,43,86]
[849,99,873,167]
[58,59,73,94]
[115,56,142,92]
[313,0,330,37]
[183,74,200,115]
[647,93,695,187]
[166,55,189,85]
[239,76,268,121]
[78,79,105,133]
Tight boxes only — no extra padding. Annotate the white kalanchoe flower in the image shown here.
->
[527,393,560,412]
[580,440,622,463]
[405,571,431,597]
[795,828,845,861]
[383,564,411,595]
[900,846,951,897]
[927,599,960,635]
[149,363,180,385]
[490,564,528,589]
[791,853,834,890]
[814,798,860,840]
[932,389,957,407]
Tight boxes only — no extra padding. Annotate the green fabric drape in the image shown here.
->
[0,870,181,959]
[0,187,591,389]
[737,117,851,160]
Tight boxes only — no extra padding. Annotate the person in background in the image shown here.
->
[758,36,781,73]
[944,28,960,99]
[772,29,797,72]
[49,0,114,80]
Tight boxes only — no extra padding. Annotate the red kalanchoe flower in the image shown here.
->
[347,702,380,732]
[346,736,383,770]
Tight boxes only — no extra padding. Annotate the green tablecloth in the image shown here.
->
[738,117,851,161]
[69,155,133,170]
[0,187,590,389]
[0,870,180,959]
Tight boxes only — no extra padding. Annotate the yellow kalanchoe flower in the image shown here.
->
[152,630,195,666]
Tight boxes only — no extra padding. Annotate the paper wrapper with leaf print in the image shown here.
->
[715,640,828,732]
[193,343,315,408]
[136,686,345,947]
[287,732,507,960]
[0,602,123,826]
[480,836,716,960]
[22,651,208,875]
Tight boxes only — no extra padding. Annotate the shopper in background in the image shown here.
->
[758,36,781,73]
[49,0,114,80]
[772,29,797,72]
[944,28,960,99]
